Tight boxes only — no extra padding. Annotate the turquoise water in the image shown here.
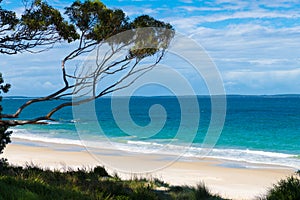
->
[2,95,300,169]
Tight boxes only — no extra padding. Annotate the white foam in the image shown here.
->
[8,128,300,169]
[210,148,295,158]
[10,129,83,146]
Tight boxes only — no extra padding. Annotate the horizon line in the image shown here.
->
[3,94,300,98]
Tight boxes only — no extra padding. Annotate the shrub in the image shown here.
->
[131,186,158,200]
[0,163,228,200]
[0,158,9,171]
[0,73,11,155]
[93,166,109,177]
[262,172,300,200]
[194,182,212,199]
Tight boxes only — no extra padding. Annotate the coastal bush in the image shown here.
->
[0,164,227,200]
[168,184,226,200]
[131,186,159,200]
[194,182,212,199]
[261,172,300,200]
[93,165,109,177]
[0,158,8,171]
[0,176,92,200]
[0,126,11,155]
[0,73,11,156]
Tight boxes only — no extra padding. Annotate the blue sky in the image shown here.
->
[1,0,300,96]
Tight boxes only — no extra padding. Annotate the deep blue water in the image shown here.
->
[2,95,300,168]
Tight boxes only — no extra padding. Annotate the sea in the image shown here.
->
[2,95,300,169]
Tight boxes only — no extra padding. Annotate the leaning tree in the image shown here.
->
[0,0,78,154]
[0,0,174,152]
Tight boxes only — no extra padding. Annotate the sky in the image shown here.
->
[1,0,300,96]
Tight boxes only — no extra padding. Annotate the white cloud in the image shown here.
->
[248,59,290,65]
[250,0,299,9]
[143,8,158,15]
[121,6,163,17]
[214,0,299,10]
[224,68,300,80]
[189,23,300,58]
[216,58,293,66]
[2,0,300,95]
[4,74,63,96]
[226,10,299,20]
[42,81,59,90]
[223,68,300,93]
[179,6,223,12]
[166,17,201,31]
[162,12,300,42]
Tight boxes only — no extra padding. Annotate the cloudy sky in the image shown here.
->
[1,0,300,96]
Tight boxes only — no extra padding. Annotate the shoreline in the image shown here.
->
[2,138,295,200]
[10,131,300,169]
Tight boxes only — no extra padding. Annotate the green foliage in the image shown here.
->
[0,158,9,171]
[65,0,129,41]
[0,0,18,30]
[194,183,214,199]
[93,165,109,176]
[194,183,225,200]
[1,0,78,54]
[129,15,174,59]
[0,164,226,200]
[65,0,174,59]
[131,186,158,200]
[0,0,174,166]
[0,73,10,95]
[168,184,226,200]
[0,126,11,155]
[21,0,79,42]
[261,172,300,200]
[0,176,92,200]
[0,73,11,155]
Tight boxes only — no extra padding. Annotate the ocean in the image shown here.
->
[2,95,300,169]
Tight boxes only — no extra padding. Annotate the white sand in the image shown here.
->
[2,138,295,200]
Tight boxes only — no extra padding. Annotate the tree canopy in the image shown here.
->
[0,0,78,54]
[0,0,174,129]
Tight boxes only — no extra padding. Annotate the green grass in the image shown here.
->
[1,160,299,200]
[259,171,300,200]
[0,160,227,200]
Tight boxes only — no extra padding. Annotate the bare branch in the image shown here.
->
[0,0,174,127]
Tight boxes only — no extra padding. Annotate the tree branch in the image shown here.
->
[0,1,174,127]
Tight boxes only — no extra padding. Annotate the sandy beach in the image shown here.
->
[2,138,295,200]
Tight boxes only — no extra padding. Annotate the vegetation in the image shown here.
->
[0,3,176,199]
[0,0,174,127]
[0,163,226,200]
[0,0,174,155]
[2,1,299,199]
[0,0,77,55]
[259,171,300,200]
[0,73,11,156]
[0,161,299,200]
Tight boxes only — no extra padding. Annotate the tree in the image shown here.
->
[0,0,79,155]
[0,0,78,55]
[0,0,174,137]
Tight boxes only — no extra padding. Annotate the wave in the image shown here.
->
[202,148,299,169]
[8,128,300,169]
[104,141,300,169]
[38,120,62,125]
[10,129,83,146]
